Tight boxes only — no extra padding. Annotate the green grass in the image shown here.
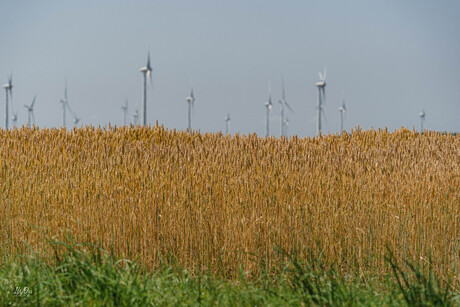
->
[0,239,458,306]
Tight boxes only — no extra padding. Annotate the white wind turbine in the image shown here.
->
[224,113,231,135]
[60,82,69,127]
[12,112,18,127]
[24,95,36,126]
[264,83,273,137]
[284,117,290,136]
[73,113,81,126]
[60,82,79,128]
[140,52,153,127]
[3,74,13,130]
[121,99,128,126]
[315,67,327,135]
[419,109,425,133]
[186,88,195,131]
[278,78,293,137]
[133,109,139,126]
[338,100,346,135]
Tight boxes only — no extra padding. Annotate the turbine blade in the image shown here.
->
[323,66,327,80]
[318,72,323,81]
[285,102,294,113]
[148,70,153,88]
[31,95,36,108]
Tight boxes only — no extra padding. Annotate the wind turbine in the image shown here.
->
[24,95,36,126]
[278,78,293,137]
[284,117,290,136]
[12,112,18,127]
[264,85,273,138]
[60,82,78,128]
[3,74,13,130]
[60,82,69,127]
[419,109,425,133]
[73,113,80,126]
[121,99,128,126]
[140,52,153,127]
[224,113,231,135]
[315,67,327,135]
[338,100,346,135]
[133,109,139,126]
[186,88,195,131]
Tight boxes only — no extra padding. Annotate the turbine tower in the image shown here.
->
[339,100,346,135]
[278,78,293,137]
[224,113,231,135]
[186,88,195,131]
[3,74,13,130]
[140,52,153,127]
[24,95,36,126]
[264,93,273,137]
[315,67,327,135]
[121,99,128,126]
[419,109,425,133]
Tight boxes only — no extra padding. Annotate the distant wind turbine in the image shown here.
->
[419,109,425,133]
[186,88,195,131]
[73,114,80,126]
[12,112,18,127]
[3,74,13,130]
[60,82,79,128]
[278,78,293,137]
[24,95,36,126]
[133,109,139,126]
[121,99,128,126]
[60,82,69,127]
[264,83,273,137]
[339,100,346,135]
[315,67,327,135]
[140,52,153,127]
[284,117,290,136]
[224,113,231,135]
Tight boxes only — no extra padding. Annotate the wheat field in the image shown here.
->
[0,126,458,285]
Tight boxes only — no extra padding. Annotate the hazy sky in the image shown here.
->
[1,0,459,136]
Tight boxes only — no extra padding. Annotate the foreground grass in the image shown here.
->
[0,240,458,306]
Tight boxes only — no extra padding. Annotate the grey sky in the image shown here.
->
[1,0,459,136]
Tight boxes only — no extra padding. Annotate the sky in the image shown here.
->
[0,0,459,137]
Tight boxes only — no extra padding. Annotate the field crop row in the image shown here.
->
[0,126,458,287]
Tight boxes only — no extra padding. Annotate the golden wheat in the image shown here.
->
[0,126,458,285]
